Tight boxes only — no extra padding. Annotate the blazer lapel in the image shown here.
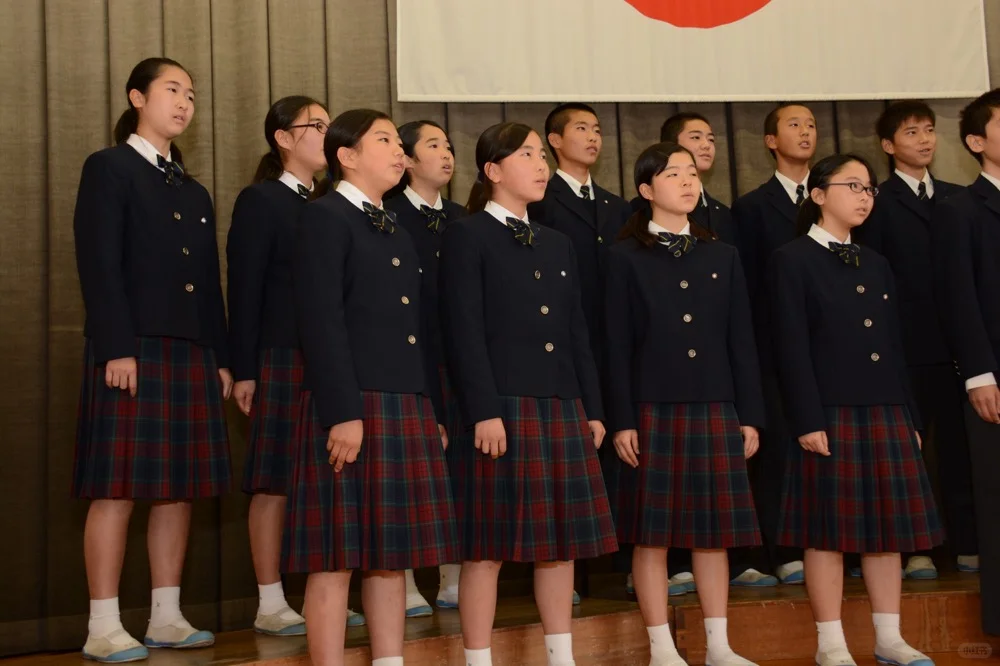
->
[550,176,596,229]
[764,175,798,224]
[971,175,1000,220]
[886,174,931,223]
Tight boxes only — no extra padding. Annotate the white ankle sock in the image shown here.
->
[544,632,574,665]
[648,623,678,659]
[816,620,848,653]
[873,613,903,650]
[439,564,461,591]
[405,569,420,596]
[464,647,492,666]
[258,581,289,616]
[150,587,186,628]
[89,597,125,638]
[704,617,730,655]
[372,658,404,666]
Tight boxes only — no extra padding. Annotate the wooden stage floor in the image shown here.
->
[5,572,998,666]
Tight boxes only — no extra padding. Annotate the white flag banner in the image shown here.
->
[396,0,989,102]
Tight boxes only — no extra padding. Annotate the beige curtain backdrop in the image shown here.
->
[2,0,1000,657]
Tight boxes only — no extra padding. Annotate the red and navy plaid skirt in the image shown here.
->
[242,348,304,495]
[448,396,618,563]
[73,337,231,500]
[609,402,761,549]
[282,389,459,573]
[778,405,944,554]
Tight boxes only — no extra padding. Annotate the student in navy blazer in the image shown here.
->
[527,103,632,385]
[854,101,976,582]
[932,89,1000,637]
[73,58,230,661]
[629,112,737,247]
[384,119,467,617]
[732,103,819,585]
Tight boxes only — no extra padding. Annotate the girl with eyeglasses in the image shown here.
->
[226,96,333,637]
[767,154,942,666]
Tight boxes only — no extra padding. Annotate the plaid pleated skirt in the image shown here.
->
[73,337,231,500]
[448,396,618,563]
[609,402,761,549]
[778,405,944,554]
[242,348,304,495]
[283,390,459,573]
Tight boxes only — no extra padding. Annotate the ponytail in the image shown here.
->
[795,198,821,237]
[618,206,655,246]
[113,107,139,145]
[465,175,491,213]
[253,149,284,184]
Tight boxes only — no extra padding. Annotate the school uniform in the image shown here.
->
[73,135,230,500]
[604,223,765,549]
[630,186,737,246]
[768,227,942,554]
[439,202,617,563]
[731,171,809,573]
[282,181,457,574]
[227,172,313,495]
[385,187,467,436]
[527,171,632,378]
[855,170,977,557]
[932,173,1000,635]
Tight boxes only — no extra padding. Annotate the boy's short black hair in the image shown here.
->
[544,102,599,154]
[876,101,936,143]
[660,112,710,143]
[960,89,1000,164]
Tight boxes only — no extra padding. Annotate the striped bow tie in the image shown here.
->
[828,241,861,267]
[505,217,537,247]
[657,231,696,257]
[363,201,396,234]
[156,154,185,187]
[419,205,447,233]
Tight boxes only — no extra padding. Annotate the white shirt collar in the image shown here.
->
[807,223,852,248]
[700,185,708,207]
[648,220,691,238]
[894,168,933,199]
[484,200,529,226]
[278,171,312,196]
[336,180,379,211]
[555,169,594,200]
[126,133,171,169]
[981,171,1000,194]
[403,185,443,211]
[775,169,810,204]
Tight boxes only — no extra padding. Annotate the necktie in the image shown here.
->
[419,205,447,233]
[362,201,396,234]
[156,154,185,187]
[917,181,929,202]
[579,184,591,200]
[296,184,310,199]
[657,231,697,257]
[795,184,805,205]
[828,241,861,267]
[505,216,537,247]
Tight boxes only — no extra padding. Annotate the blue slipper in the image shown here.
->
[572,590,581,605]
[347,612,366,627]
[143,629,214,649]
[83,645,149,663]
[405,605,433,618]
[436,598,459,609]
[780,570,805,585]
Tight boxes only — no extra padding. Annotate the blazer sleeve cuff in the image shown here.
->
[965,372,997,392]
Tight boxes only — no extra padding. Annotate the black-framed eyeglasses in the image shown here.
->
[828,182,879,197]
[288,121,329,134]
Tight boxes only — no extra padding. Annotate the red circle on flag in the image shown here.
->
[624,0,772,28]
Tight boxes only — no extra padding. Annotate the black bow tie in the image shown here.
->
[505,217,537,247]
[828,241,861,267]
[156,154,185,186]
[297,184,310,199]
[579,184,591,200]
[363,201,396,234]
[657,231,696,257]
[419,205,447,233]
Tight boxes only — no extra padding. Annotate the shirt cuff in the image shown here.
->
[966,372,997,392]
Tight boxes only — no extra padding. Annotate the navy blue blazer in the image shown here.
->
[73,143,229,366]
[854,172,962,367]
